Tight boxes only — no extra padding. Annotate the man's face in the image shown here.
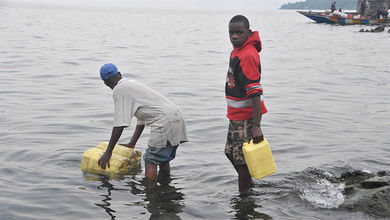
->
[229,22,251,48]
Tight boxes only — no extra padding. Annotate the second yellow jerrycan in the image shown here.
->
[80,142,142,176]
[242,138,276,180]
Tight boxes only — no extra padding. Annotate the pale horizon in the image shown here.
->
[2,0,299,10]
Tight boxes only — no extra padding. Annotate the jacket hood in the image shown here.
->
[234,31,262,52]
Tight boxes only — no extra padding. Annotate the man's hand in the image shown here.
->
[98,126,125,169]
[98,151,112,169]
[119,143,135,148]
[252,125,264,144]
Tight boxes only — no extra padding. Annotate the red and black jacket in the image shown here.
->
[225,31,268,121]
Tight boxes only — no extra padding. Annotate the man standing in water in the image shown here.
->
[331,1,337,12]
[360,0,366,16]
[225,15,267,195]
[97,63,188,185]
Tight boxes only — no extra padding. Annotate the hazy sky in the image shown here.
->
[5,0,297,10]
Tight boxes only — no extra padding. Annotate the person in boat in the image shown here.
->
[225,15,267,195]
[97,63,188,186]
[376,9,383,18]
[331,1,337,13]
[366,0,371,16]
[360,0,366,16]
[377,9,389,19]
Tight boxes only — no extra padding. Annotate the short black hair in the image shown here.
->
[229,15,250,29]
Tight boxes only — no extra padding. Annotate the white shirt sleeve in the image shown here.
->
[113,92,140,127]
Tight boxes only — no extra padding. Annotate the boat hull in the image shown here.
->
[297,11,389,25]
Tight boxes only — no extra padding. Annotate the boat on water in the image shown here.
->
[298,11,389,25]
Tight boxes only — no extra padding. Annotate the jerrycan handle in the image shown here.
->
[248,137,267,145]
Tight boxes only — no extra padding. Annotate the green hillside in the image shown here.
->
[280,0,357,10]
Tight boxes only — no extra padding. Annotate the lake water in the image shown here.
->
[1,2,390,219]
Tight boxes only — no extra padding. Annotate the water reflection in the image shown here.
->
[231,196,272,220]
[95,177,117,219]
[144,177,184,220]
[93,174,184,220]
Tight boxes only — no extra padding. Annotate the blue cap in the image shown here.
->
[100,63,119,80]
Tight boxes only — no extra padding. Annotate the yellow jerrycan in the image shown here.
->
[242,138,276,179]
[80,142,142,176]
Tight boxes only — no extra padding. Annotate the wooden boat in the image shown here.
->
[297,11,389,25]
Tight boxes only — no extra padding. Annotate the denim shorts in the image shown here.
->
[143,142,179,165]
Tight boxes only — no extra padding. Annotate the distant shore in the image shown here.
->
[280,0,357,10]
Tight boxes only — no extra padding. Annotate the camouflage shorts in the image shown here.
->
[225,118,253,165]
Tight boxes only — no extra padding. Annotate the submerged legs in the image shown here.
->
[144,161,171,188]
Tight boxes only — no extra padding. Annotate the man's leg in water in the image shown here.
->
[159,162,170,176]
[236,164,252,194]
[144,161,158,188]
[226,156,254,191]
[225,119,255,193]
